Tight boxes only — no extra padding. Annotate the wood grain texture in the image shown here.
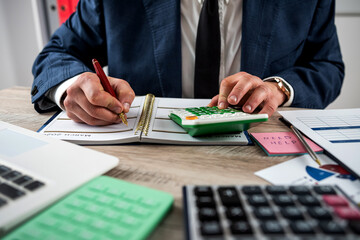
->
[0,87,298,239]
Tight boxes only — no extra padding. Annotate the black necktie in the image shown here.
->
[194,0,221,98]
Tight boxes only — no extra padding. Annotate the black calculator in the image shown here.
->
[183,185,360,240]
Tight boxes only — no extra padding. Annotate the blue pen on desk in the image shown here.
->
[279,117,322,166]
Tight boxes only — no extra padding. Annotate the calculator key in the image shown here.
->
[24,180,44,191]
[290,220,315,234]
[13,175,33,185]
[247,195,268,206]
[242,186,262,195]
[272,195,295,206]
[196,196,216,208]
[230,221,253,234]
[319,221,345,234]
[218,187,241,206]
[313,185,337,195]
[0,165,11,175]
[260,220,284,234]
[2,171,22,180]
[266,186,287,195]
[281,206,304,220]
[200,221,223,236]
[334,206,360,220]
[323,195,349,207]
[254,207,276,219]
[307,207,332,220]
[298,195,321,206]
[225,207,246,220]
[198,208,219,221]
[289,186,311,195]
[194,186,213,197]
[349,221,360,234]
[0,183,25,199]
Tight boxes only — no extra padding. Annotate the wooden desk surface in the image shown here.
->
[0,86,296,239]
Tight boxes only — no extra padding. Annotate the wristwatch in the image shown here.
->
[265,77,290,103]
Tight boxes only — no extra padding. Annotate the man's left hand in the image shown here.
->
[208,72,287,117]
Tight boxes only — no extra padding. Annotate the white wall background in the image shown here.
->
[0,0,359,109]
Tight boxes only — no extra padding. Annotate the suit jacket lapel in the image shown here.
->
[241,0,280,78]
[142,0,182,97]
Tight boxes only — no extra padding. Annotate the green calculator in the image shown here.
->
[3,176,174,240]
[169,106,268,136]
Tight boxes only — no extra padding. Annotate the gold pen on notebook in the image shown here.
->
[279,118,321,166]
[92,59,128,126]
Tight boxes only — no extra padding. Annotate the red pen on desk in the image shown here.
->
[92,59,128,126]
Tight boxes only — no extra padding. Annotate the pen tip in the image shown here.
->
[315,159,322,166]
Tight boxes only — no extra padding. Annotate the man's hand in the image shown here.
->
[63,72,135,125]
[208,72,287,117]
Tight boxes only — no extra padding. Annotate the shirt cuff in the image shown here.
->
[263,76,294,107]
[45,75,80,111]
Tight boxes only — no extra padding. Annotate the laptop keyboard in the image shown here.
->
[183,185,360,240]
[0,164,45,205]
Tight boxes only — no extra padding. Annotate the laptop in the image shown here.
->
[0,120,118,236]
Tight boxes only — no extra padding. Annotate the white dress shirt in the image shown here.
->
[47,0,293,109]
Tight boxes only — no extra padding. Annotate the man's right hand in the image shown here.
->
[62,72,135,126]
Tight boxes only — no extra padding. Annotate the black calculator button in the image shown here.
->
[247,195,268,206]
[196,196,216,208]
[254,207,276,219]
[230,221,252,234]
[313,185,337,195]
[289,186,311,195]
[198,208,219,221]
[266,186,287,195]
[260,220,284,234]
[226,207,246,220]
[290,220,315,234]
[200,221,223,236]
[272,195,295,206]
[298,195,321,206]
[319,221,345,234]
[218,187,241,206]
[349,221,360,234]
[281,206,304,220]
[307,207,332,220]
[242,186,262,195]
[194,186,213,197]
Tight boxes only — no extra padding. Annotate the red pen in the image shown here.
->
[92,59,128,126]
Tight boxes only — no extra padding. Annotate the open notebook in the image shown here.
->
[38,94,251,145]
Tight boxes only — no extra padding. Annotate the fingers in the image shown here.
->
[241,82,286,117]
[109,77,135,113]
[216,72,286,117]
[78,73,124,114]
[218,72,262,109]
[63,72,134,125]
[208,95,219,107]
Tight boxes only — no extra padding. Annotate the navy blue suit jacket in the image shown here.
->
[32,0,344,112]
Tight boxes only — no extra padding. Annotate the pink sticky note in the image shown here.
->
[250,132,323,156]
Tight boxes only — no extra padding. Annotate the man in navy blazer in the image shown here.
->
[32,0,344,126]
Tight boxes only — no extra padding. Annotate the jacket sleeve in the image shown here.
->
[275,0,344,109]
[31,0,107,112]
